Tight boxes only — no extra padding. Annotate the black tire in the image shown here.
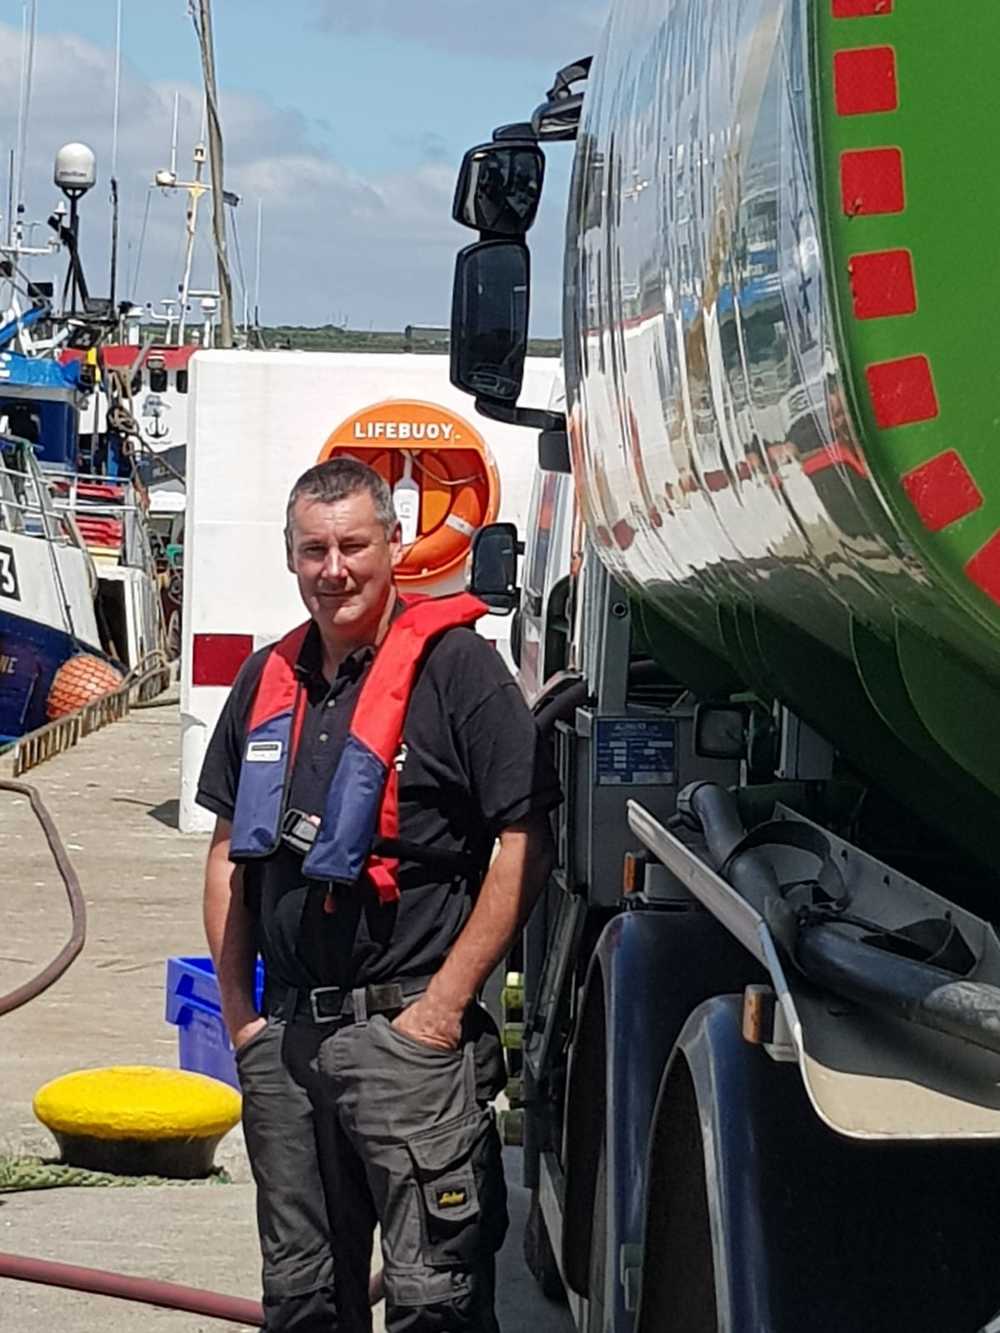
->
[585,1140,607,1333]
[522,1189,566,1303]
[639,1063,718,1333]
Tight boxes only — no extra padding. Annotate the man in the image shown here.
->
[198,457,559,1333]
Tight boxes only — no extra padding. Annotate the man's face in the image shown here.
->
[286,491,401,639]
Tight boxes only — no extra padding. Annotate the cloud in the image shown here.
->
[0,21,567,333]
[311,0,604,63]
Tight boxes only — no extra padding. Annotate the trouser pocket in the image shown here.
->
[407,1108,508,1267]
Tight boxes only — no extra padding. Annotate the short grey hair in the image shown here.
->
[284,458,398,546]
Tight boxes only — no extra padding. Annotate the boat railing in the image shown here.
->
[0,458,156,570]
[0,464,81,550]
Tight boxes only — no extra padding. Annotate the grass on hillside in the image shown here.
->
[257,325,560,357]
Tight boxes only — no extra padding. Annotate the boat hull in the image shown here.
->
[0,609,103,741]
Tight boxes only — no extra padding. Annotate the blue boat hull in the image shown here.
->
[0,610,100,742]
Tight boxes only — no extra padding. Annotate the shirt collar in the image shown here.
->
[293,593,406,685]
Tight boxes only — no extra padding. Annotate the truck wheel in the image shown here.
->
[585,1142,607,1333]
[522,1189,566,1303]
[639,1063,717,1333]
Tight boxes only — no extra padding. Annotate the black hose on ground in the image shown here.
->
[0,779,86,1017]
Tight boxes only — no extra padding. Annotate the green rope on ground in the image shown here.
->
[0,1156,231,1192]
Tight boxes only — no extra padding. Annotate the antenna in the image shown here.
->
[254,198,262,325]
[111,0,123,179]
[170,92,179,180]
[6,149,13,250]
[14,0,38,246]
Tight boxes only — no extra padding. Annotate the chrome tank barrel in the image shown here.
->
[565,0,1000,825]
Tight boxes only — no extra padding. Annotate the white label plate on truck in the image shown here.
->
[594,718,675,786]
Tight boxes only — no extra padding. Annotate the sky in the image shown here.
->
[0,0,605,334]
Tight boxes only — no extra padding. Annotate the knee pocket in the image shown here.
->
[386,1265,477,1327]
[261,1275,337,1330]
[407,1108,508,1267]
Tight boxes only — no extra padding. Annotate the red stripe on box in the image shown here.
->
[901,451,983,532]
[834,47,898,116]
[192,634,255,687]
[966,532,1000,606]
[849,249,916,320]
[866,355,939,429]
[841,147,904,215]
[833,0,892,15]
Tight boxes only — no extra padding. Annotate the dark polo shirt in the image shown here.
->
[196,616,561,992]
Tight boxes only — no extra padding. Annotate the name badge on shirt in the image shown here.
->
[246,740,283,763]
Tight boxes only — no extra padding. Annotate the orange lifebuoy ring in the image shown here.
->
[319,401,500,586]
[395,447,488,582]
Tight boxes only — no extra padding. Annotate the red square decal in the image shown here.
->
[841,147,904,215]
[902,451,982,532]
[192,633,255,687]
[832,0,893,15]
[866,355,939,429]
[849,249,916,320]
[966,532,1000,607]
[835,47,898,116]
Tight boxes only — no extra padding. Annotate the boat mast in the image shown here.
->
[177,140,207,345]
[190,0,234,347]
[108,0,123,311]
[13,0,38,254]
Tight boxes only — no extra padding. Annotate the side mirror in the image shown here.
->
[450,240,529,404]
[468,522,521,614]
[452,141,545,235]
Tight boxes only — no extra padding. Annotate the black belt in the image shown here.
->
[266,975,434,1026]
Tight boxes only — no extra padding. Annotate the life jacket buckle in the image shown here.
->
[281,808,320,857]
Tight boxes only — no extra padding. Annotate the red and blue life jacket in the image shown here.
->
[229,592,488,903]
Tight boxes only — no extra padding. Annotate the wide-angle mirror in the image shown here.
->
[450,240,529,404]
[452,142,545,235]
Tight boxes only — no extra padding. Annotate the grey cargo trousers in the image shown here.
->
[236,998,508,1333]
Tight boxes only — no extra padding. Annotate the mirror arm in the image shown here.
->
[474,398,566,434]
[546,56,593,101]
[493,122,537,142]
[531,93,585,141]
[531,55,592,141]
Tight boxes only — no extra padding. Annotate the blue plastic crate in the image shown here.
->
[165,955,264,1090]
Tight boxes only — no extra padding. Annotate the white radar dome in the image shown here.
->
[54,143,97,195]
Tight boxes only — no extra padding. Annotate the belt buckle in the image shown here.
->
[309,986,344,1024]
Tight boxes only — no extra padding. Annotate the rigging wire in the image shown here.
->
[129,187,154,301]
[229,207,249,330]
[410,453,484,487]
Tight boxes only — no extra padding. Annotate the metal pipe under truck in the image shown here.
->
[445,2,1000,1330]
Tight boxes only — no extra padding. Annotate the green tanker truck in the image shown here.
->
[448,0,1000,1329]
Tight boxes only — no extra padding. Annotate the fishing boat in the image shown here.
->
[0,139,168,741]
